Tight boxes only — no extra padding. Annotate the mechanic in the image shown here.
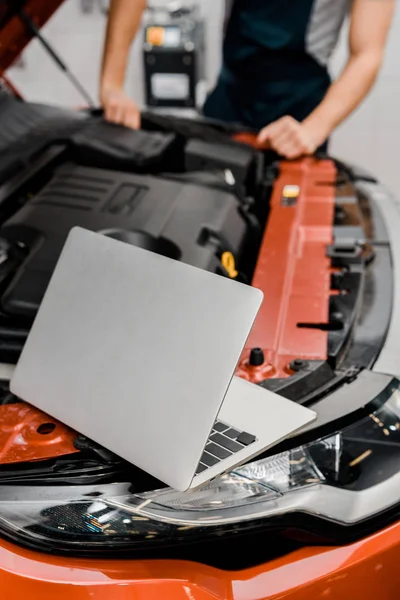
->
[99,0,395,159]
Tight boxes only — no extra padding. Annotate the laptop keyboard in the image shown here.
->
[196,420,257,475]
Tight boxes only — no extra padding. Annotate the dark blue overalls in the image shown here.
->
[203,0,351,143]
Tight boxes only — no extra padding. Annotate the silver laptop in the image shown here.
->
[10,227,316,491]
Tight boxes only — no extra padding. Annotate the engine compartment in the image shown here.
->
[0,94,268,358]
[1,163,251,317]
[0,94,334,464]
[0,94,389,477]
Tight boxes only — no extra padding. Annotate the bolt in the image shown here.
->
[249,347,265,367]
[289,359,308,372]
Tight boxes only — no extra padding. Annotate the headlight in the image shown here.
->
[0,377,399,553]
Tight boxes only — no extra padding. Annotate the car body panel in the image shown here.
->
[0,522,399,599]
[0,401,78,463]
[238,158,335,381]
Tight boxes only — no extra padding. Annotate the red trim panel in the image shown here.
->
[0,402,78,463]
[237,158,335,381]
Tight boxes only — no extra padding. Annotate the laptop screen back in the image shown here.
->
[11,227,263,490]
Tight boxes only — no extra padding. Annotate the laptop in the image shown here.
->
[10,227,316,491]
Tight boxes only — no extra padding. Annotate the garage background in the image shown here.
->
[7,0,399,194]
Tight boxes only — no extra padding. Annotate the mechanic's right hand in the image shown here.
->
[101,87,141,129]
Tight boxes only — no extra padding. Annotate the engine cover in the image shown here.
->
[0,162,248,317]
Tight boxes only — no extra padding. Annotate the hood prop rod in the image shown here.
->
[17,9,95,108]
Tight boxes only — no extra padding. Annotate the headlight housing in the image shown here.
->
[0,377,399,554]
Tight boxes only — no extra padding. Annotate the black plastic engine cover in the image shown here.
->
[70,119,180,173]
[0,95,88,184]
[0,162,248,317]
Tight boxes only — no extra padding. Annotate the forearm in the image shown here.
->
[100,0,147,93]
[303,50,383,143]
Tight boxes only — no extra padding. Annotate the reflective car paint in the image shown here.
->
[238,158,335,380]
[0,402,77,463]
[0,522,399,599]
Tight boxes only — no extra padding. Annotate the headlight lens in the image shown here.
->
[0,381,399,551]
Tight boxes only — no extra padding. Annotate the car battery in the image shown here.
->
[142,3,206,109]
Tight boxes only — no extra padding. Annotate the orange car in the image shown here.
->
[0,2,399,599]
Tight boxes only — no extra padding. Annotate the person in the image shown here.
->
[100,0,395,159]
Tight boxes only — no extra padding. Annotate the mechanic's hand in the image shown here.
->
[101,87,141,129]
[256,116,319,159]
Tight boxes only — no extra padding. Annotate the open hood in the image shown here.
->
[0,0,65,75]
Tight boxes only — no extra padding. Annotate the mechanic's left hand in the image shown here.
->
[257,116,320,159]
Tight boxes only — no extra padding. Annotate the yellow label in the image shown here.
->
[221,252,238,279]
[282,184,300,199]
[146,26,165,46]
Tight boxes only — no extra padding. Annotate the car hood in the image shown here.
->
[0,0,65,75]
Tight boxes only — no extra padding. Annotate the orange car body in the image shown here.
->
[0,524,399,599]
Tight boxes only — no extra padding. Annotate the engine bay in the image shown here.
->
[0,93,391,491]
[0,95,265,330]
